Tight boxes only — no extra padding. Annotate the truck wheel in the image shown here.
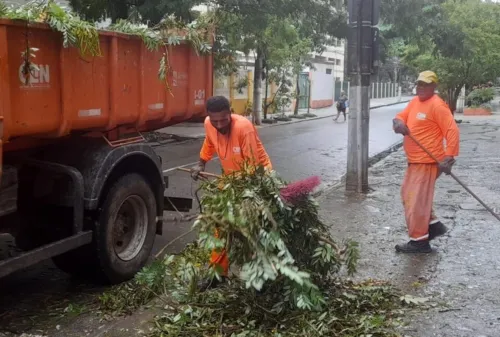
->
[94,173,157,284]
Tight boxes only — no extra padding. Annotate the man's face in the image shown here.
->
[416,81,436,101]
[209,110,231,134]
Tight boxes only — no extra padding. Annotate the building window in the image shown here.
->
[336,59,341,66]
[336,77,341,82]
[326,68,332,75]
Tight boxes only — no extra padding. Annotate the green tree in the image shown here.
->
[261,18,312,119]
[383,0,500,112]
[213,0,347,125]
[69,0,203,24]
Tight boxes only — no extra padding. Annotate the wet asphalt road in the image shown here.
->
[0,103,407,335]
[158,103,406,199]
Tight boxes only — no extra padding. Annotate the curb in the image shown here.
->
[312,139,404,199]
[264,99,411,130]
[162,99,412,141]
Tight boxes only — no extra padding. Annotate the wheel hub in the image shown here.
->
[113,195,148,261]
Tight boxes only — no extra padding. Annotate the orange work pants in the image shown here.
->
[401,163,440,241]
[210,228,229,276]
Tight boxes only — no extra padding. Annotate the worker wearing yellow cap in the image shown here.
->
[392,71,460,253]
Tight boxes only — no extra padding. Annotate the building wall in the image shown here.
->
[310,38,345,82]
[214,62,278,116]
[310,62,335,109]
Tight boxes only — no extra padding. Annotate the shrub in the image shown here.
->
[466,88,494,107]
[479,103,493,111]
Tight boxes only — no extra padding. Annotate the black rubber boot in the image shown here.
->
[395,240,432,254]
[429,221,448,241]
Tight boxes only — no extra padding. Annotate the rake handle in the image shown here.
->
[407,133,500,222]
[177,167,221,179]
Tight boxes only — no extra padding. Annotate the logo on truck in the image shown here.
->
[194,89,205,106]
[19,63,50,88]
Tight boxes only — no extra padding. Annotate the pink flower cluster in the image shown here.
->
[280,176,321,204]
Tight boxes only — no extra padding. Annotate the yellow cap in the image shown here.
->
[416,71,438,84]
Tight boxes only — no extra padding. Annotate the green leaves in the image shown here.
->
[191,163,360,310]
[1,1,212,93]
[388,0,500,109]
[467,87,495,107]
[96,163,415,336]
[0,0,7,17]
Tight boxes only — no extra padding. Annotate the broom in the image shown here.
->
[407,133,500,222]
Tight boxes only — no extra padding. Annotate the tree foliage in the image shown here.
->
[262,18,312,117]
[383,0,500,111]
[99,165,410,336]
[1,0,212,94]
[69,0,204,24]
[211,0,347,124]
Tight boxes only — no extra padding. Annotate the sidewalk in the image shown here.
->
[319,120,500,336]
[85,119,500,337]
[156,96,413,140]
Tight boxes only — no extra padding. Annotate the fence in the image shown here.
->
[334,81,401,101]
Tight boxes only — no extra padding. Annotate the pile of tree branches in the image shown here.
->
[100,166,406,336]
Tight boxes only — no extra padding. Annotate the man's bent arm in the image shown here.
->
[200,137,216,164]
[394,100,412,123]
[435,105,460,157]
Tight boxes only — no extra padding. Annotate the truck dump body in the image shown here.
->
[0,18,210,281]
[0,18,212,147]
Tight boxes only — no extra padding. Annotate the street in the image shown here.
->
[158,103,406,199]
[0,103,407,335]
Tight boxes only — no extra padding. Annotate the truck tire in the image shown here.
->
[93,173,157,284]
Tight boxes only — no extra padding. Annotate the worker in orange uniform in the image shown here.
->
[392,71,459,253]
[191,95,272,288]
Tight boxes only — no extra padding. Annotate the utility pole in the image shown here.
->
[346,0,380,193]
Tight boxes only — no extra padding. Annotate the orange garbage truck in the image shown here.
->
[0,18,212,283]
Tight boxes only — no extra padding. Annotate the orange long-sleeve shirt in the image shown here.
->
[395,95,460,164]
[200,114,272,173]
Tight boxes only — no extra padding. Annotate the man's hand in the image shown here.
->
[191,163,205,180]
[393,119,410,136]
[439,156,456,175]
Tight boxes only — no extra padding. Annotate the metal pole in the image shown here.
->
[346,0,370,193]
[307,78,311,114]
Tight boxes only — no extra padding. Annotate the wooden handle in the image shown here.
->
[408,133,500,222]
[177,167,221,179]
[407,134,441,163]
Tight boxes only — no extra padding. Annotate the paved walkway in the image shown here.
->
[319,120,500,336]
[156,96,413,139]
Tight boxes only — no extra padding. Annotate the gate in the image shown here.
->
[297,73,310,109]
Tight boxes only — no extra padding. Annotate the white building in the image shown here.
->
[310,38,345,82]
[305,38,346,108]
